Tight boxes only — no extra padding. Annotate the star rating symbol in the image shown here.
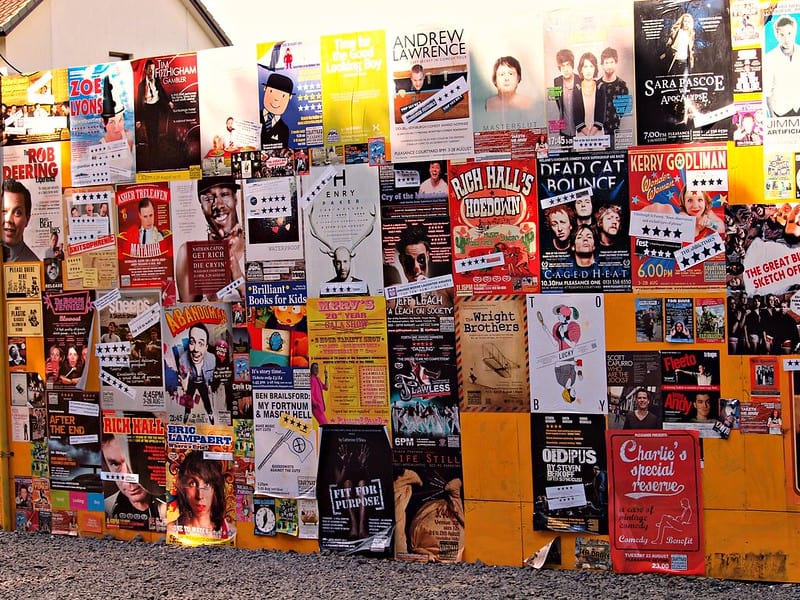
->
[652,226,662,237]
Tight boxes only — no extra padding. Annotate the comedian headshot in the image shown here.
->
[2,179,39,262]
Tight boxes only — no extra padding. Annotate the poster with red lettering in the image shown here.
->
[115,182,174,289]
[449,158,539,296]
[606,429,704,575]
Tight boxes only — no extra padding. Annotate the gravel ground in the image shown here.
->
[0,531,798,599]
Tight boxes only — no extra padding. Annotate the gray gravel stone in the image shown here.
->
[0,531,799,599]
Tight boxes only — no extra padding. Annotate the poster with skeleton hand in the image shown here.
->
[528,293,607,414]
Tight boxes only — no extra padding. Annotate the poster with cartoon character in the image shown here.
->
[528,293,607,414]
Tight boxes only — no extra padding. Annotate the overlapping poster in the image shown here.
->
[97,289,164,411]
[257,38,323,151]
[47,390,102,493]
[456,296,528,412]
[607,429,704,575]
[68,61,136,185]
[763,5,800,144]
[1,69,70,145]
[101,411,167,531]
[532,413,607,534]
[253,394,316,498]
[43,290,94,390]
[306,296,389,426]
[170,177,245,302]
[633,0,734,144]
[537,151,631,293]
[131,53,201,177]
[1,141,66,262]
[321,30,389,146]
[317,425,394,555]
[543,3,636,153]
[389,25,473,161]
[115,182,174,289]
[628,143,727,290]
[726,202,800,355]
[393,445,464,562]
[198,45,260,176]
[449,159,540,295]
[165,441,237,547]
[303,165,383,298]
[62,185,119,291]
[162,302,234,427]
[527,293,607,414]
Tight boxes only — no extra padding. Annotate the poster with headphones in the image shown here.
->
[527,293,607,414]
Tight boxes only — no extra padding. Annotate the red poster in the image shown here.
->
[607,429,704,575]
[449,159,539,295]
[116,182,174,288]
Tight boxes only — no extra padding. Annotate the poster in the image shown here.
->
[606,351,663,430]
[628,143,728,290]
[633,0,734,144]
[456,296,529,412]
[97,289,164,412]
[1,69,70,145]
[61,186,119,291]
[257,38,323,151]
[101,411,167,531]
[537,151,631,293]
[448,159,540,295]
[726,202,800,355]
[607,429,705,575]
[661,349,722,437]
[165,443,236,547]
[389,25,473,161]
[43,290,94,390]
[1,141,66,262]
[763,6,800,143]
[306,296,390,426]
[247,302,309,394]
[694,297,725,343]
[528,293,607,414]
[162,302,234,427]
[131,53,201,177]
[198,45,260,177]
[303,164,383,298]
[47,390,102,494]
[532,413,608,534]
[115,182,174,288]
[316,425,394,555]
[253,393,316,498]
[169,177,246,302]
[68,61,136,185]
[321,30,390,146]
[543,3,636,153]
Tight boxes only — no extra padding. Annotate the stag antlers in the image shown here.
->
[307,202,377,259]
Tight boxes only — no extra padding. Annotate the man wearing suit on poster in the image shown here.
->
[260,73,294,148]
[136,59,173,166]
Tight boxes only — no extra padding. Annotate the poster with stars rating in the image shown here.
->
[254,396,316,499]
[449,159,540,296]
[388,24,473,162]
[537,151,631,293]
[257,38,323,151]
[243,176,304,272]
[97,289,164,412]
[628,143,727,290]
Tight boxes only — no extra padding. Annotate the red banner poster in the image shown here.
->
[606,429,704,575]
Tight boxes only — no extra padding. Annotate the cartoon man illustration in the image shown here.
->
[260,73,294,148]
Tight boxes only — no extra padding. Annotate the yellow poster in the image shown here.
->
[6,300,44,337]
[4,263,42,299]
[321,30,390,145]
[307,296,390,426]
